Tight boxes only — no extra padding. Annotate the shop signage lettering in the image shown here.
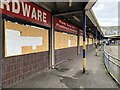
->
[0,0,51,27]
[79,29,83,35]
[54,17,78,35]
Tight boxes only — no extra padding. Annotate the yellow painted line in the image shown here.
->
[82,58,86,69]
[83,42,86,49]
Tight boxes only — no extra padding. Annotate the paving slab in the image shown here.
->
[11,48,119,88]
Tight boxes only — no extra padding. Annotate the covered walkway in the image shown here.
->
[11,48,118,88]
[0,0,117,89]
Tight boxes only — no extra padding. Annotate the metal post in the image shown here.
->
[100,33,101,41]
[93,36,94,47]
[77,29,80,55]
[82,10,86,73]
[95,29,98,56]
[50,15,55,69]
[0,14,3,89]
[99,33,102,51]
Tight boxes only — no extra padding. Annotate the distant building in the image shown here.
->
[105,30,119,35]
[101,26,120,36]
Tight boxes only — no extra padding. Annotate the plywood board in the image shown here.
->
[5,20,48,57]
[89,38,93,44]
[80,36,83,46]
[55,32,68,49]
[69,34,77,47]
[86,38,88,45]
[79,36,89,46]
[55,31,77,49]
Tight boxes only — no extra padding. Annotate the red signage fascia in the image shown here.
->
[89,33,93,38]
[54,17,78,35]
[79,29,83,36]
[0,0,51,27]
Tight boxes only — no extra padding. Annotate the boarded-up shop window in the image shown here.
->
[55,31,77,49]
[5,20,48,57]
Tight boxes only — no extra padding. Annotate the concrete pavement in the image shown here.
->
[11,48,119,88]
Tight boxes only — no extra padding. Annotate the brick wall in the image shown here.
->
[55,47,77,64]
[2,51,49,88]
[2,44,95,88]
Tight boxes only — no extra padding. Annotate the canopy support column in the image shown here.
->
[95,29,98,56]
[82,10,87,73]
[50,15,55,69]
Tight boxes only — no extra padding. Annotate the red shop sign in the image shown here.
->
[79,29,83,36]
[54,17,78,35]
[89,33,93,38]
[0,0,51,27]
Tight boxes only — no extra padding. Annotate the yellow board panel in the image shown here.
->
[5,20,48,57]
[79,36,91,46]
[92,38,94,44]
[89,38,93,44]
[69,34,77,47]
[22,46,33,54]
[55,31,77,50]
[93,38,95,44]
[86,38,88,45]
[80,36,83,46]
[55,32,68,49]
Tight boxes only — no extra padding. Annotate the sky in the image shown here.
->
[92,0,120,26]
